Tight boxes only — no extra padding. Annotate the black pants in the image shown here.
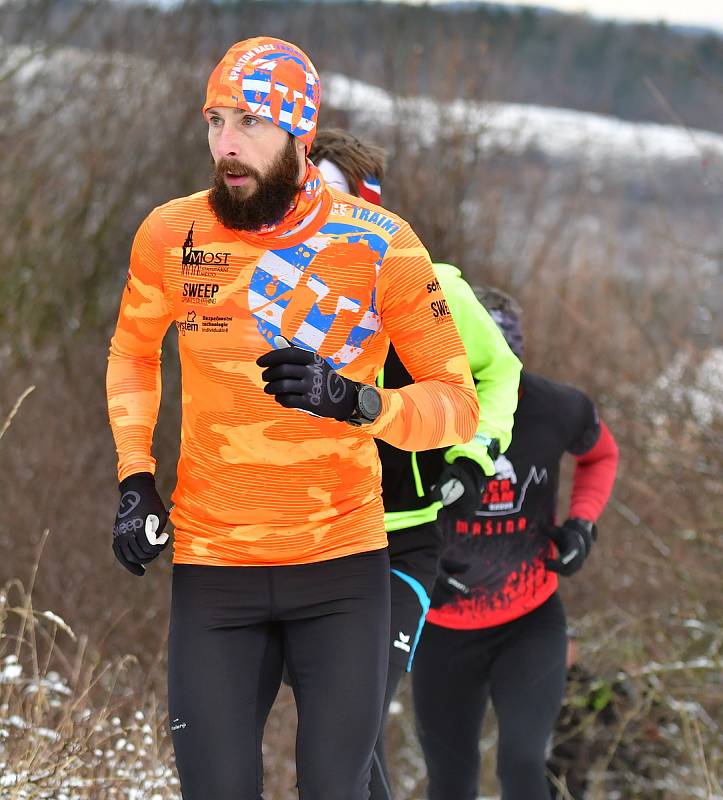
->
[168,549,390,800]
[412,592,567,800]
[370,522,442,800]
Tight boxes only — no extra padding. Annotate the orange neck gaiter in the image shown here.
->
[230,160,330,249]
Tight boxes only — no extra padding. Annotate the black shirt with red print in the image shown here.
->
[427,370,618,630]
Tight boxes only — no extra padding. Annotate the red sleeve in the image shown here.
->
[568,421,619,521]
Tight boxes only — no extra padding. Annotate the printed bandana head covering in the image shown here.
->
[489,309,524,360]
[203,36,320,150]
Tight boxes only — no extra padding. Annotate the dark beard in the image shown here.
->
[208,136,301,231]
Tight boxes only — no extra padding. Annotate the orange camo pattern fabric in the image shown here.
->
[203,37,321,149]
[107,184,478,566]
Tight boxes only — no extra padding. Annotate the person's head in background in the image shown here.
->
[309,128,386,204]
[473,285,524,361]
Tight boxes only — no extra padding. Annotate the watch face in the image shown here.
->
[359,386,382,419]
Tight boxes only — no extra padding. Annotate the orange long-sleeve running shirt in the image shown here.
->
[107,182,479,566]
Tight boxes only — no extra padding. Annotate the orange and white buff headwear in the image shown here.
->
[203,36,321,150]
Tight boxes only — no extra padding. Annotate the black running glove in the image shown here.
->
[545,518,596,577]
[256,339,357,421]
[431,457,485,516]
[430,558,472,609]
[112,472,169,576]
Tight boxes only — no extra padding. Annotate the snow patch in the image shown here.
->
[323,73,723,166]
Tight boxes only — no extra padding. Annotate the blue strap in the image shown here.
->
[391,568,431,672]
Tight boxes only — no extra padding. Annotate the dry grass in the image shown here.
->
[0,394,178,798]
[0,568,179,799]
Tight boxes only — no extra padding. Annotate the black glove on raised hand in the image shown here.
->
[545,518,597,577]
[256,338,358,421]
[431,457,485,517]
[112,472,169,576]
[430,557,472,609]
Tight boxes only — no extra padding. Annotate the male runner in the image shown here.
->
[411,287,619,800]
[106,38,479,800]
[309,130,521,799]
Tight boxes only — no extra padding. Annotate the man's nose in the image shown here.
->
[217,127,242,158]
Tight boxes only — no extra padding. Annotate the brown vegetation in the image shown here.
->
[0,2,720,798]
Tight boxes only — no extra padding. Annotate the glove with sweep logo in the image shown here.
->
[256,336,358,421]
[112,472,169,576]
[430,457,485,516]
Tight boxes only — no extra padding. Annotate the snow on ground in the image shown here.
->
[0,646,181,799]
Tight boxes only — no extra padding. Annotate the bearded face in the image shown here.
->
[208,134,301,231]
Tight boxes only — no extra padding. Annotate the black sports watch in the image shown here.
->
[347,384,382,426]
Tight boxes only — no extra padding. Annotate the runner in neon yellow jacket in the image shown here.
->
[380,261,521,532]
[310,129,521,800]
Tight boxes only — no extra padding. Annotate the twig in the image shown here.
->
[629,657,723,677]
[609,497,672,557]
[13,529,50,671]
[643,75,710,161]
[0,385,36,443]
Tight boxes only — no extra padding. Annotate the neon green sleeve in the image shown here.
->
[433,263,521,476]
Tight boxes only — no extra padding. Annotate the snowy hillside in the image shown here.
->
[5,41,723,168]
[323,73,723,166]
